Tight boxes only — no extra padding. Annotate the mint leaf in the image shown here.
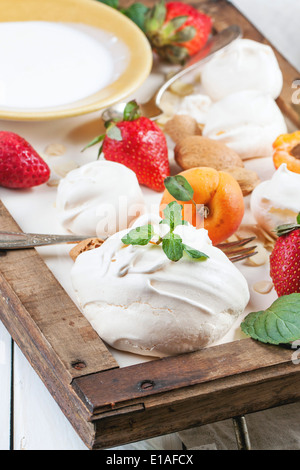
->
[162,201,183,231]
[183,244,209,261]
[162,232,183,261]
[297,213,300,225]
[241,293,300,344]
[164,175,194,202]
[122,224,154,246]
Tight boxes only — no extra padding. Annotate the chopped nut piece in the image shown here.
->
[245,243,269,267]
[53,160,79,177]
[45,143,67,156]
[69,237,104,262]
[252,280,274,294]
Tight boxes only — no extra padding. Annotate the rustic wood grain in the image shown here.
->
[0,201,118,381]
[73,339,295,414]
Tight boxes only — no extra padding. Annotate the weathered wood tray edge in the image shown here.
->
[1,0,300,450]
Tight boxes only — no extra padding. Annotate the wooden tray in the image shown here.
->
[1,0,300,450]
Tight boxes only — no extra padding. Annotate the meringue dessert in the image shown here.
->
[71,214,250,357]
[56,161,145,238]
[250,163,300,234]
[203,90,287,159]
[176,94,212,125]
[201,39,283,102]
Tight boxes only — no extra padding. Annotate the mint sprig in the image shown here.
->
[163,175,209,219]
[121,201,209,263]
[241,293,300,345]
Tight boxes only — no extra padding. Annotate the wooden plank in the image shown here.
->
[73,339,297,414]
[91,364,300,449]
[0,200,118,382]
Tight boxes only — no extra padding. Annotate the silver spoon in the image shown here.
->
[102,25,242,122]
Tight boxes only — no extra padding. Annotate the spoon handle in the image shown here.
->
[155,25,242,106]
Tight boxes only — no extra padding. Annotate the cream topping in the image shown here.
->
[203,90,287,159]
[250,163,300,233]
[201,39,283,101]
[56,160,146,238]
[71,214,250,357]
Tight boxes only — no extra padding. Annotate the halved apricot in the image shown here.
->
[159,167,244,245]
[273,131,300,173]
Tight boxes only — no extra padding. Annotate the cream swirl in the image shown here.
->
[71,214,250,357]
[203,90,287,159]
[201,39,283,101]
[250,163,300,234]
[56,160,146,238]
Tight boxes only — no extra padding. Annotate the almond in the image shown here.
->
[164,115,202,145]
[252,280,274,294]
[174,135,244,171]
[223,166,261,196]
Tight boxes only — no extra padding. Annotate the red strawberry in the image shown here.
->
[83,101,170,192]
[0,132,50,189]
[145,0,212,63]
[270,214,300,296]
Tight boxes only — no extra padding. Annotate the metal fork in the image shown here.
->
[0,231,257,263]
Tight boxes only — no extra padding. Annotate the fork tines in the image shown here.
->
[217,236,258,263]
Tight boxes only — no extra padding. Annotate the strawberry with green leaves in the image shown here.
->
[144,1,213,63]
[270,214,300,297]
[83,101,170,192]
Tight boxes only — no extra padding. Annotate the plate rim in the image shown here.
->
[0,0,153,121]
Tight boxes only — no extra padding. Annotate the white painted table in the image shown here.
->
[1,0,300,451]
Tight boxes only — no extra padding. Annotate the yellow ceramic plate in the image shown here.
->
[0,0,153,121]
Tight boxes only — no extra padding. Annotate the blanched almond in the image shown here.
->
[252,280,274,294]
[169,80,194,96]
[245,243,269,266]
[45,143,67,156]
[53,160,79,177]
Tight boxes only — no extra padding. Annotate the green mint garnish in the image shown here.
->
[162,232,184,262]
[122,224,154,246]
[241,293,300,345]
[161,200,184,231]
[121,200,209,263]
[182,245,209,261]
[164,175,194,202]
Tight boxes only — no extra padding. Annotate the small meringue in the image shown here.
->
[203,90,287,159]
[201,39,283,101]
[250,163,300,234]
[56,160,146,238]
